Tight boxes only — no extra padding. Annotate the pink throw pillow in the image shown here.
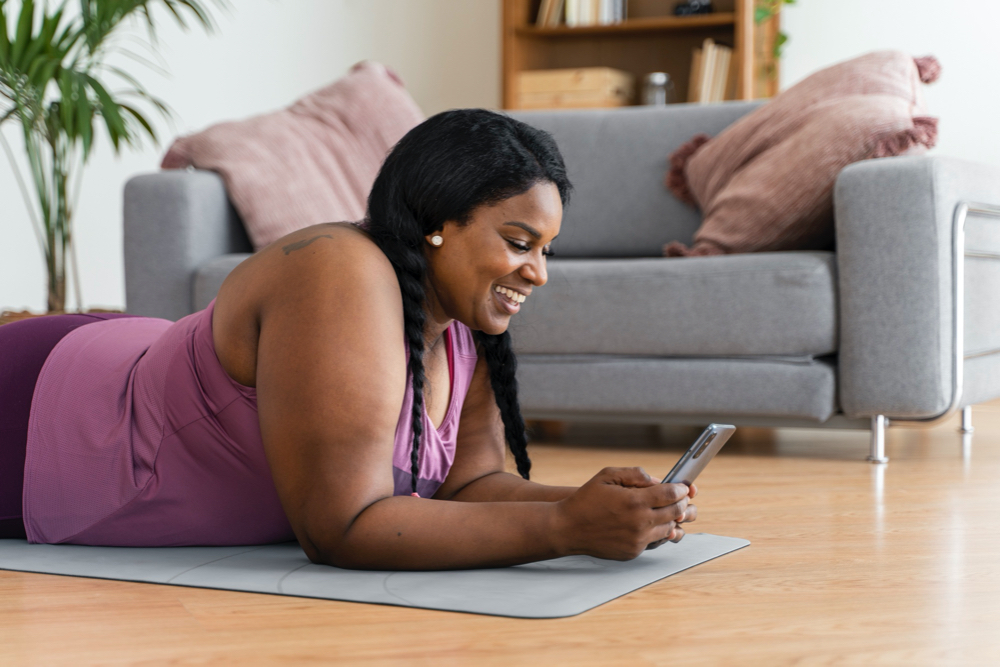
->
[664,51,941,257]
[162,61,424,250]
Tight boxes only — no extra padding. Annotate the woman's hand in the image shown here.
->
[552,467,698,561]
[645,481,698,551]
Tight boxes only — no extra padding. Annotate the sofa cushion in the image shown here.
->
[508,251,837,357]
[517,355,838,422]
[162,61,424,251]
[509,102,762,258]
[665,51,940,257]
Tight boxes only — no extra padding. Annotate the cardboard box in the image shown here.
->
[517,67,634,109]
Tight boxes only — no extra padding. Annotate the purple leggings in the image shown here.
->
[0,312,136,539]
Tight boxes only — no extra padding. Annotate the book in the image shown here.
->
[548,0,565,26]
[687,47,703,103]
[564,0,624,28]
[536,0,554,26]
[565,0,579,26]
[687,39,732,103]
[698,38,716,104]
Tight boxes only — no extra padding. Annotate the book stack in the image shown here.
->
[687,38,733,103]
[536,0,627,27]
[517,67,634,109]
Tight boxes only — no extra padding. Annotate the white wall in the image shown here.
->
[0,0,501,312]
[3,0,998,312]
[780,0,1000,165]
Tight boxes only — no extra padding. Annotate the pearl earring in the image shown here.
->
[430,235,444,247]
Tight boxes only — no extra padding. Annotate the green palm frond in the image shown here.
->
[1,0,223,311]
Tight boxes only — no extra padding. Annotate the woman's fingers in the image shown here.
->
[640,482,689,508]
[645,536,670,550]
[681,504,697,524]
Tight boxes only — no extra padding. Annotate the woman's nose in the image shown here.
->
[521,254,548,286]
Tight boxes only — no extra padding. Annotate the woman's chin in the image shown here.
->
[472,313,511,337]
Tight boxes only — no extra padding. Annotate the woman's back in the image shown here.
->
[23,225,479,545]
[24,303,292,545]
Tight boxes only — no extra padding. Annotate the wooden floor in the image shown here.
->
[5,404,1000,665]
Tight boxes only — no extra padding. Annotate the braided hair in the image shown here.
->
[364,109,571,493]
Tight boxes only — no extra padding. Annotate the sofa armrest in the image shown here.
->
[835,155,1000,418]
[123,170,251,321]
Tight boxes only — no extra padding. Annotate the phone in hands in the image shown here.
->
[661,423,735,486]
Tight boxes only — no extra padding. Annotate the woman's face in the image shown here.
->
[424,181,563,335]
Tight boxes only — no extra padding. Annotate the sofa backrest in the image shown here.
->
[509,101,763,258]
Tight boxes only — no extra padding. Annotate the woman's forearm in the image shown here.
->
[444,471,576,503]
[323,495,566,570]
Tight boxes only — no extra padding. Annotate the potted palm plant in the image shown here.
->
[1,0,218,312]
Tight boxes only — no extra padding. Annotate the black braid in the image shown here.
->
[364,109,571,496]
[396,251,429,495]
[475,331,531,478]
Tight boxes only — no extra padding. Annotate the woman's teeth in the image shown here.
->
[494,285,525,304]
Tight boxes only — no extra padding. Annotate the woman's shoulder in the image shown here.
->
[227,222,398,303]
[211,222,403,387]
[272,222,391,273]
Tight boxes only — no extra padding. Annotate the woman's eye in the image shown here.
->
[543,248,555,257]
[507,240,530,252]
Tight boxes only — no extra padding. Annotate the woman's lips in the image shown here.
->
[493,285,524,314]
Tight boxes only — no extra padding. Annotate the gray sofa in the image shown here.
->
[123,101,1000,461]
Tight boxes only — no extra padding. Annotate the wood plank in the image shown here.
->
[5,403,1000,662]
[734,0,754,99]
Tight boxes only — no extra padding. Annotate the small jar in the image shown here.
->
[643,72,675,106]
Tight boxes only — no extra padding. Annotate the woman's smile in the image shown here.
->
[493,284,526,314]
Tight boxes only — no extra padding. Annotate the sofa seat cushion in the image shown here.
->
[516,355,838,422]
[508,251,837,357]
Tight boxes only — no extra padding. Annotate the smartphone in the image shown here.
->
[661,424,736,486]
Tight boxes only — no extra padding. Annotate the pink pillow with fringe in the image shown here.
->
[664,51,941,257]
[161,61,424,250]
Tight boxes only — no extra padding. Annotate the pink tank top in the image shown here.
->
[22,300,479,546]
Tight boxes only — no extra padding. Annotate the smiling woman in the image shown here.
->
[0,109,697,570]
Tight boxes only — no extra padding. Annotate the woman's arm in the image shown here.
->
[433,354,576,503]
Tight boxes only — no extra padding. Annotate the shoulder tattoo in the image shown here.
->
[282,234,334,255]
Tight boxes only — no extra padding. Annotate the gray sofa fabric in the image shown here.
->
[835,156,1000,419]
[122,101,1000,433]
[509,102,762,258]
[509,252,837,357]
[124,170,251,321]
[193,253,252,312]
[517,355,837,422]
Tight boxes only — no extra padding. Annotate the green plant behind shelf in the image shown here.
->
[0,0,221,312]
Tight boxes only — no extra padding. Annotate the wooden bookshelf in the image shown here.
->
[502,0,780,109]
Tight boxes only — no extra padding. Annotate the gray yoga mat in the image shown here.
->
[0,533,748,618]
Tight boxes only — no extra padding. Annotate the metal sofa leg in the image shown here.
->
[868,415,889,463]
[960,406,974,433]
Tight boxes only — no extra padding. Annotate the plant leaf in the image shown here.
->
[83,73,125,151]
[119,102,156,144]
[0,1,11,62]
[11,0,36,67]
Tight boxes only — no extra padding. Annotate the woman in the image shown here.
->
[0,109,696,569]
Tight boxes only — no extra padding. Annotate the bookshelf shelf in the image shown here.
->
[502,0,780,109]
[515,13,737,37]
